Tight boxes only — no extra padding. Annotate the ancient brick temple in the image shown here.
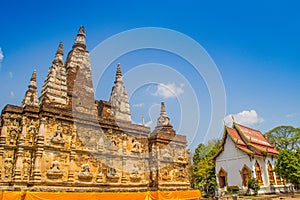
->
[0,26,190,192]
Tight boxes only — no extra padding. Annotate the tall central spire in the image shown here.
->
[109,64,131,122]
[65,26,95,114]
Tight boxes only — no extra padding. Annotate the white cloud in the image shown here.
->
[153,83,184,99]
[224,110,264,127]
[10,91,14,97]
[0,48,3,62]
[285,113,299,118]
[145,120,154,128]
[133,103,144,108]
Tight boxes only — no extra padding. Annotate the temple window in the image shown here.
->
[241,165,251,187]
[267,161,275,184]
[255,161,263,185]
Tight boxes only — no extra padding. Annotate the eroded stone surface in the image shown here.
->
[0,27,190,192]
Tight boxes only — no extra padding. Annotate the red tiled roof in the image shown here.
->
[220,123,279,156]
[225,126,254,155]
[226,127,246,146]
[234,123,274,147]
[236,144,254,155]
[248,143,279,155]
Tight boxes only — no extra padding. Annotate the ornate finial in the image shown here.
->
[53,42,64,64]
[231,115,235,122]
[73,26,86,49]
[116,63,122,76]
[31,70,37,82]
[56,42,64,56]
[114,63,123,84]
[78,26,86,36]
[160,102,167,118]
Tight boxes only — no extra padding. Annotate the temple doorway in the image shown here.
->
[218,168,227,188]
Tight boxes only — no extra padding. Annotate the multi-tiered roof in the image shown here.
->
[219,122,279,156]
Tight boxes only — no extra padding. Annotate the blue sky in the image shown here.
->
[0,1,299,150]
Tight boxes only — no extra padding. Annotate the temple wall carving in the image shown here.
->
[0,26,190,192]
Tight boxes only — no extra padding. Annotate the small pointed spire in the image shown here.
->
[114,63,123,84]
[109,63,131,122]
[157,102,170,126]
[40,42,67,105]
[56,42,64,56]
[72,26,86,50]
[78,26,86,36]
[22,70,38,107]
[142,113,145,125]
[31,69,37,83]
[117,63,122,75]
[53,42,64,64]
[231,115,235,122]
[160,102,167,117]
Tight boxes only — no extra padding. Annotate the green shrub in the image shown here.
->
[227,185,239,194]
[247,178,260,195]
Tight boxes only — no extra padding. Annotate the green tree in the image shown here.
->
[192,140,221,197]
[275,149,300,185]
[264,126,300,151]
[247,178,260,195]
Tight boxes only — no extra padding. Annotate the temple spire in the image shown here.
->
[150,101,176,139]
[157,102,170,126]
[65,26,96,114]
[109,64,131,122]
[53,42,64,64]
[22,70,38,107]
[72,26,86,50]
[40,42,67,106]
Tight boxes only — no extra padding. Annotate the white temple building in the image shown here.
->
[215,122,286,194]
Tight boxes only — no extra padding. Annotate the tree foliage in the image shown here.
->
[247,178,260,195]
[275,149,300,185]
[264,126,300,151]
[192,140,221,197]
